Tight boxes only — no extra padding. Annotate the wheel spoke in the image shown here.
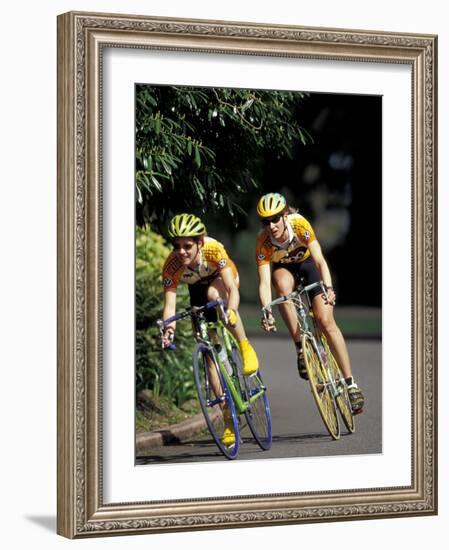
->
[193,343,239,459]
[323,340,355,433]
[302,335,340,440]
[232,346,272,450]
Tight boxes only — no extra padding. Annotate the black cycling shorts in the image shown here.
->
[272,257,323,300]
[188,279,218,322]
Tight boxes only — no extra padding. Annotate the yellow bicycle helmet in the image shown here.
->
[168,213,206,238]
[256,193,287,218]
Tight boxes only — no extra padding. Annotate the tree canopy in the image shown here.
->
[135,85,311,232]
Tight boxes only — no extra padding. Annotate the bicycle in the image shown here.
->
[157,299,272,459]
[262,281,355,440]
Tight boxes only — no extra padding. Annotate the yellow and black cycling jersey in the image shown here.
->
[162,236,238,290]
[256,213,316,266]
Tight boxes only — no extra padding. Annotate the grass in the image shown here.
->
[136,390,201,433]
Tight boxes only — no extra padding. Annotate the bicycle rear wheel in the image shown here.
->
[301,334,340,440]
[193,343,239,459]
[231,345,272,451]
[322,339,355,433]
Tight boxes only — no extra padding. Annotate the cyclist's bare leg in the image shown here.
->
[206,353,227,407]
[311,293,352,379]
[272,268,301,343]
[207,277,246,343]
[205,351,231,432]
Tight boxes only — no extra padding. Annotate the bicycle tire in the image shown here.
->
[231,345,272,451]
[301,334,340,440]
[322,339,355,434]
[192,343,239,459]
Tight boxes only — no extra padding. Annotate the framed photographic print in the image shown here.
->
[57,11,437,538]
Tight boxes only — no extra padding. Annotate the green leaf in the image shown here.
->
[242,98,254,112]
[136,185,143,204]
[150,175,162,192]
[137,173,152,193]
[160,158,172,175]
[194,146,201,168]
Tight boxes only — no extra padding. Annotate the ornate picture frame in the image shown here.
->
[57,11,437,538]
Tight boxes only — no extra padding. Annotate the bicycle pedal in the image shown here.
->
[247,370,259,378]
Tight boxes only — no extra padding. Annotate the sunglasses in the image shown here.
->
[261,214,282,226]
[173,242,197,251]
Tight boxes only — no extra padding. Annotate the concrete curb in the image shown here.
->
[136,409,220,452]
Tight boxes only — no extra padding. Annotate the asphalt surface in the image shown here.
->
[136,337,382,464]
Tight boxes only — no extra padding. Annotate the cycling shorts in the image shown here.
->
[188,276,218,322]
[272,256,323,300]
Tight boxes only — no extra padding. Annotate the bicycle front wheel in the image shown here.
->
[302,334,340,440]
[193,343,239,459]
[231,345,272,451]
[323,339,355,434]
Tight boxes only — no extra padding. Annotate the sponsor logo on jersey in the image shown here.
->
[163,277,174,287]
[257,253,266,261]
[165,256,182,274]
[218,258,227,268]
[278,248,307,263]
[302,230,311,241]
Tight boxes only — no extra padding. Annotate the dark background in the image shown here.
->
[206,92,382,308]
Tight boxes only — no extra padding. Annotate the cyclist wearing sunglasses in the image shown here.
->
[255,193,364,414]
[161,213,259,377]
[161,214,260,446]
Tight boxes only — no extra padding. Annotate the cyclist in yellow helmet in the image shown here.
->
[161,213,259,446]
[255,193,364,414]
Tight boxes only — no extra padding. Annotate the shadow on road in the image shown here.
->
[136,430,353,464]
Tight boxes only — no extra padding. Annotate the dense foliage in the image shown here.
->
[136,226,196,405]
[136,85,310,231]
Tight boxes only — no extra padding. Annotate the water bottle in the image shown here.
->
[214,344,233,375]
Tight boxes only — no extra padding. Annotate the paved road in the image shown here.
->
[137,337,381,464]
